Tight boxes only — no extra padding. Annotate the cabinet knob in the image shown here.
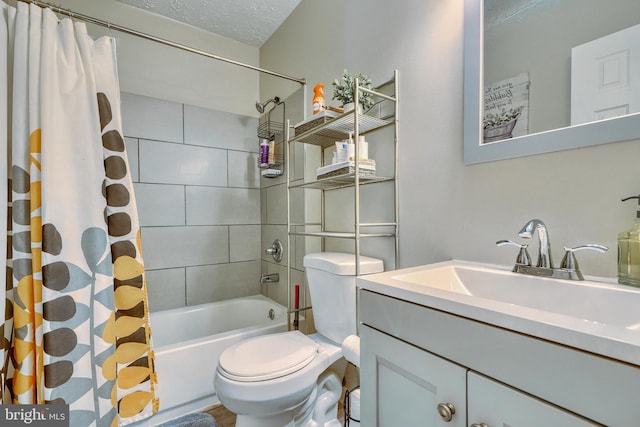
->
[470,424,488,427]
[436,402,456,422]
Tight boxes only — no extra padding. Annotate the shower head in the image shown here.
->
[255,96,281,114]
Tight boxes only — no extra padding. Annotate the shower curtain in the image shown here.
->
[0,2,158,426]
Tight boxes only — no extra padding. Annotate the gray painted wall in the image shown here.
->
[261,0,640,278]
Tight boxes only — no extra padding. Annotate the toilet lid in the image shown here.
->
[218,331,319,382]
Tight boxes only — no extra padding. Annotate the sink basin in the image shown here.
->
[358,260,640,365]
[392,264,640,329]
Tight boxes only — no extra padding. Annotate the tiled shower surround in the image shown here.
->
[121,92,262,312]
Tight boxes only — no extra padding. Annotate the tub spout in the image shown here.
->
[260,273,279,284]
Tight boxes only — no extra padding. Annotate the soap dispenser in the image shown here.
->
[618,195,640,286]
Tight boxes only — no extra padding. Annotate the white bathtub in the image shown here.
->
[132,294,288,426]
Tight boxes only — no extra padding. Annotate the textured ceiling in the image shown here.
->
[115,0,301,47]
[485,0,560,30]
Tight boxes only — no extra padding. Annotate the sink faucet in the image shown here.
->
[518,219,553,268]
[498,219,608,281]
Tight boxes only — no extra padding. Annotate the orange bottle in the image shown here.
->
[312,84,326,115]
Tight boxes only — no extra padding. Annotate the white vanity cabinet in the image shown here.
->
[360,325,467,427]
[359,289,640,426]
[361,325,596,426]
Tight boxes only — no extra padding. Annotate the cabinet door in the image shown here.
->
[468,372,600,426]
[360,325,467,427]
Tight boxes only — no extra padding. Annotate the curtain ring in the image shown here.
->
[106,22,117,44]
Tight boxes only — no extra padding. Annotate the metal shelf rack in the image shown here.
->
[285,69,399,317]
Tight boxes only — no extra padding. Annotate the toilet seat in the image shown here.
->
[218,331,319,382]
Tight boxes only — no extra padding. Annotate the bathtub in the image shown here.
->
[132,294,288,426]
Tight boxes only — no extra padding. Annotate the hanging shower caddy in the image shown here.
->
[257,98,285,178]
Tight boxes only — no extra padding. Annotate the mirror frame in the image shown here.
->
[463,0,640,164]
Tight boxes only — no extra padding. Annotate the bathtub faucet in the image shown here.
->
[260,273,279,284]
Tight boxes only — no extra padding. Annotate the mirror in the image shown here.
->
[464,0,640,164]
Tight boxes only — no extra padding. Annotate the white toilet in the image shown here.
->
[214,252,383,427]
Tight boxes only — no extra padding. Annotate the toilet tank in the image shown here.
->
[303,252,383,344]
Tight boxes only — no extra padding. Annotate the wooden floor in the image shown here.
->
[204,403,345,426]
[205,405,237,427]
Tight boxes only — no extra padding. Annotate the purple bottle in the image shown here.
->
[260,139,269,166]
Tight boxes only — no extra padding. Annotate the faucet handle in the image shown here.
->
[496,240,532,267]
[560,244,608,275]
[265,239,283,263]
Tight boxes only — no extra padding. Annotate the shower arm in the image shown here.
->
[256,97,282,114]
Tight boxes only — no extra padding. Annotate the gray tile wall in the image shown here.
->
[121,92,261,312]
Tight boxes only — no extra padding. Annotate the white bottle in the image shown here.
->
[358,135,368,160]
[346,143,355,162]
[346,132,355,161]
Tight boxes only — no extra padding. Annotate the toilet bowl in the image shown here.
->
[213,252,383,427]
[214,332,344,426]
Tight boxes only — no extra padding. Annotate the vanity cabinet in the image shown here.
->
[359,289,640,426]
[360,324,467,427]
[361,325,596,426]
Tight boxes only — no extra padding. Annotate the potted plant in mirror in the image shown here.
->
[331,69,375,113]
[482,106,524,143]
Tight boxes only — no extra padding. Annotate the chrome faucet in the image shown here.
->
[518,219,553,268]
[498,219,608,281]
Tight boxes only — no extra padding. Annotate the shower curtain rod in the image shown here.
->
[22,0,306,85]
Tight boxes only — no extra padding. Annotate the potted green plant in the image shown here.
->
[331,69,375,112]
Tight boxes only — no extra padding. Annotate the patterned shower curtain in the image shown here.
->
[0,3,158,426]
